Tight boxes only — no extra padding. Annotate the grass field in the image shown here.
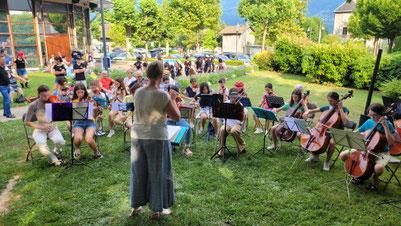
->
[1,70,400,225]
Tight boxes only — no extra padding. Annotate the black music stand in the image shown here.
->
[210,102,243,165]
[284,117,312,169]
[239,97,252,137]
[46,102,94,178]
[266,96,284,109]
[251,107,279,155]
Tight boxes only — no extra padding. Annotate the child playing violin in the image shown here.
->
[191,82,218,136]
[88,79,106,136]
[107,76,127,138]
[71,83,103,160]
[234,81,249,131]
[339,103,395,190]
[302,91,349,171]
[218,78,229,101]
[52,76,71,102]
[252,83,276,134]
[182,77,199,104]
[268,89,308,150]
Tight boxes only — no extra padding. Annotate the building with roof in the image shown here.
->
[219,25,255,54]
[0,0,111,67]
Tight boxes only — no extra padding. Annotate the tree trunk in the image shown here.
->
[145,42,149,58]
[388,38,394,54]
[125,27,132,59]
[373,38,379,55]
[261,21,268,52]
[166,40,169,56]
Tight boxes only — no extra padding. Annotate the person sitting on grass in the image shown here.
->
[217,88,247,157]
[71,83,103,160]
[268,89,308,151]
[24,85,65,166]
[107,76,127,138]
[252,83,277,134]
[339,103,395,190]
[98,70,114,101]
[88,79,106,136]
[167,85,193,156]
[8,68,25,103]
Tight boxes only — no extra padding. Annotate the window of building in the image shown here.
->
[15,46,37,56]
[13,35,36,45]
[0,35,11,45]
[10,11,33,22]
[0,11,7,21]
[8,0,33,11]
[343,27,348,35]
[0,1,7,10]
[0,23,9,33]
[43,2,67,13]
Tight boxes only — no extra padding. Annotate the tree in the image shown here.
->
[203,29,218,51]
[90,16,101,40]
[237,0,307,51]
[351,0,401,53]
[106,0,139,58]
[300,16,327,42]
[136,0,164,56]
[165,0,222,52]
[106,24,127,48]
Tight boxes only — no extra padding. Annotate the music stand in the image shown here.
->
[284,117,312,168]
[251,107,279,155]
[117,102,134,152]
[239,97,252,137]
[266,96,284,109]
[210,102,243,165]
[46,102,94,178]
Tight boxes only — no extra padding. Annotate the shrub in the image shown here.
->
[273,36,310,74]
[321,34,341,44]
[252,51,275,70]
[380,78,401,98]
[302,41,368,87]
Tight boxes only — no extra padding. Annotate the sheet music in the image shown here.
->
[111,102,127,111]
[88,102,94,120]
[45,103,52,122]
[167,125,181,142]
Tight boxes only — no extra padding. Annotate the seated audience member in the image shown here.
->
[217,88,246,156]
[71,83,103,160]
[98,70,114,101]
[88,79,106,136]
[24,85,65,166]
[8,69,25,103]
[182,77,199,104]
[107,76,127,137]
[124,69,136,89]
[129,70,144,87]
[167,85,193,156]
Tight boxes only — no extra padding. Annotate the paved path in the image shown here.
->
[0,105,29,123]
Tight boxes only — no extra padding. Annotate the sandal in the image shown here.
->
[73,148,81,159]
[351,177,363,184]
[184,148,193,156]
[151,209,171,219]
[365,183,377,191]
[130,206,142,217]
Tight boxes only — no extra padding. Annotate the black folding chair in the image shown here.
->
[22,113,45,165]
[380,156,401,191]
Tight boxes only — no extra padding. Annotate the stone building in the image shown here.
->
[219,25,255,54]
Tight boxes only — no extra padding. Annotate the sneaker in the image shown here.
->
[254,128,263,134]
[190,122,194,128]
[73,148,81,159]
[6,114,16,118]
[267,145,276,150]
[107,130,115,137]
[52,160,62,167]
[305,154,319,162]
[96,131,106,136]
[55,151,63,160]
[94,151,103,159]
[323,161,330,171]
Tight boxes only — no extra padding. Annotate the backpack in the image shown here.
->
[16,95,26,103]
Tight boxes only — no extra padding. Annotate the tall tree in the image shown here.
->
[300,16,328,43]
[106,0,138,58]
[165,0,222,52]
[237,0,307,51]
[352,0,401,53]
[137,0,164,56]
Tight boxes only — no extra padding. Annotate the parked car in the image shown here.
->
[216,55,229,61]
[134,48,146,56]
[112,47,124,52]
[232,54,251,64]
[150,48,164,58]
[113,52,127,60]
[109,51,122,59]
[170,54,183,59]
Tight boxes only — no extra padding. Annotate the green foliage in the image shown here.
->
[90,16,101,40]
[106,24,127,48]
[252,51,275,70]
[321,34,341,44]
[353,0,401,53]
[273,36,309,74]
[300,16,328,42]
[380,78,401,98]
[348,14,371,40]
[237,0,307,49]
[394,36,401,53]
[137,0,164,47]
[203,29,218,50]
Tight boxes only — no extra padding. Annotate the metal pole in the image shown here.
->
[310,21,312,40]
[236,31,238,53]
[318,20,322,43]
[100,0,108,72]
[364,49,383,115]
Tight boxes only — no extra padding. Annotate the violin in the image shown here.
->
[389,119,401,156]
[345,105,395,180]
[29,95,60,103]
[275,90,310,142]
[300,90,353,154]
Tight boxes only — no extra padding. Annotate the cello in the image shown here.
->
[275,90,310,142]
[300,90,353,154]
[345,105,395,180]
[389,119,401,156]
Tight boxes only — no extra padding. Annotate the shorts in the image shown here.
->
[348,149,390,166]
[73,120,96,131]
[17,68,27,76]
[10,83,21,92]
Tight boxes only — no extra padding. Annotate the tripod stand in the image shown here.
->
[210,102,243,165]
[251,107,278,155]
[46,102,94,178]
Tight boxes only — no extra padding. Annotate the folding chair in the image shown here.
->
[22,113,45,165]
[380,157,401,191]
[330,120,357,168]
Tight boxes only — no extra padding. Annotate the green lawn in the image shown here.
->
[1,70,399,225]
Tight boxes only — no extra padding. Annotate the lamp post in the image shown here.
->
[100,0,108,72]
[318,20,324,43]
[235,24,239,53]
